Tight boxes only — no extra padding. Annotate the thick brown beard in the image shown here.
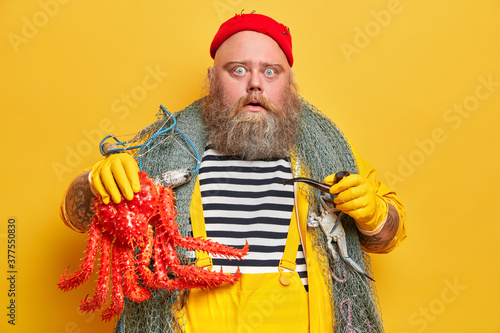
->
[202,72,302,160]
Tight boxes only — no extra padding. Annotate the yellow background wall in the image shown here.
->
[1,0,499,332]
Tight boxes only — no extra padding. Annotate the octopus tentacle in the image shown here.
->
[80,232,112,312]
[101,244,125,321]
[136,224,157,288]
[174,237,249,260]
[58,221,101,291]
[118,243,151,303]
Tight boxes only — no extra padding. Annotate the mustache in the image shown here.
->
[232,93,280,115]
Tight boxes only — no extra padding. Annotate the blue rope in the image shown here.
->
[136,105,177,171]
[174,128,201,173]
[99,135,142,156]
[98,105,200,172]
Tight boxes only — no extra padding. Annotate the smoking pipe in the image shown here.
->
[282,171,350,193]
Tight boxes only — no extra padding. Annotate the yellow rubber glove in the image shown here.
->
[90,153,141,204]
[324,173,388,233]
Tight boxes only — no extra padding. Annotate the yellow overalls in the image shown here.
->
[180,144,408,332]
[181,179,334,333]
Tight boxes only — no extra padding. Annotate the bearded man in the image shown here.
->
[60,13,406,333]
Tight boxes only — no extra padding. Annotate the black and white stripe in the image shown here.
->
[199,148,308,288]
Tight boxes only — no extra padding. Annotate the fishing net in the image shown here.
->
[290,98,385,332]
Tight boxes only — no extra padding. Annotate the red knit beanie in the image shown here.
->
[210,13,293,67]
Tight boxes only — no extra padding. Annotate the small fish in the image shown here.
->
[152,168,193,188]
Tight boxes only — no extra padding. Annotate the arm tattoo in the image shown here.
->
[63,170,95,232]
[358,203,399,251]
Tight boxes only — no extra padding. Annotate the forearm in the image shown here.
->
[60,170,96,233]
[357,203,400,252]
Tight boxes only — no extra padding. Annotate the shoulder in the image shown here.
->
[174,98,204,121]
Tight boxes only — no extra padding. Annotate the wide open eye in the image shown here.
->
[234,66,245,75]
[264,68,276,77]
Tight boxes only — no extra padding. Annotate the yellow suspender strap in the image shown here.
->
[189,176,301,285]
[278,183,301,286]
[189,178,213,270]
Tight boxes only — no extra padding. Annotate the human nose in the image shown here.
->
[246,70,262,93]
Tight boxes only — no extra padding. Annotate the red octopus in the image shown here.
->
[58,171,248,321]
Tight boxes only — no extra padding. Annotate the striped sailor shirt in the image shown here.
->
[198,147,308,289]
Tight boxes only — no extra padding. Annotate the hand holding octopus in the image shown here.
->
[90,153,141,204]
